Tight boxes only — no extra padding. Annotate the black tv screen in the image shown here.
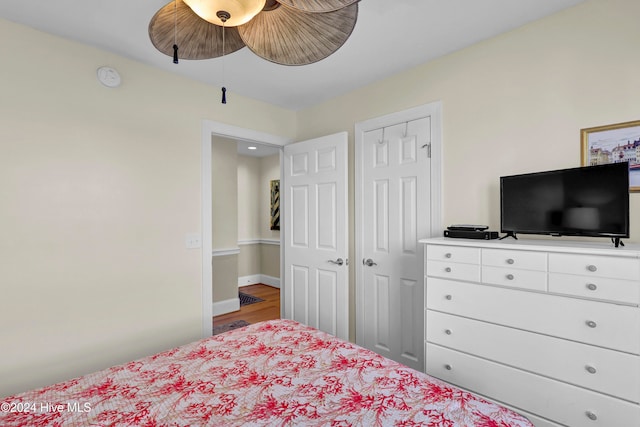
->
[500,162,629,240]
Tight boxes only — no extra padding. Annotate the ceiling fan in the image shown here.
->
[149,0,360,66]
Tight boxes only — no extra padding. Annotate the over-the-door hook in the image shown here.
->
[377,127,387,144]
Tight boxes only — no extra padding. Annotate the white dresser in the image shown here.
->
[420,237,640,427]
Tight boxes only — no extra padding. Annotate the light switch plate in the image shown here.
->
[185,233,202,249]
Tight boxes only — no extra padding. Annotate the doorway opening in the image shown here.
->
[200,120,291,337]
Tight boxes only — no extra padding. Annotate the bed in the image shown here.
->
[1,319,533,426]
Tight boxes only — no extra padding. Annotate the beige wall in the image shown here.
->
[260,244,281,278]
[0,19,295,397]
[238,244,261,277]
[212,137,239,302]
[212,255,239,302]
[237,155,260,240]
[237,154,262,282]
[237,153,281,280]
[212,137,239,249]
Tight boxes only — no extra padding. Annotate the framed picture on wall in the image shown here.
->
[581,119,640,192]
[270,179,280,230]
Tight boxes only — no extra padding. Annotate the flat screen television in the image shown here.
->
[500,162,629,246]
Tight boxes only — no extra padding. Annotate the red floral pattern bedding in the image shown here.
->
[1,319,533,426]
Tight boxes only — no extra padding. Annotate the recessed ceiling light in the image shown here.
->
[248,146,257,150]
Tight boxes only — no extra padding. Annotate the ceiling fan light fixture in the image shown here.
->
[150,0,361,66]
[183,0,266,26]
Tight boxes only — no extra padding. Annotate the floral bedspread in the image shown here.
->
[1,319,533,426]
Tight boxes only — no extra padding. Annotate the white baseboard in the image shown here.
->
[260,275,280,288]
[212,297,240,316]
[238,274,261,287]
[238,274,280,289]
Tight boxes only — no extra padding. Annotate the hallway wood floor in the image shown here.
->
[213,284,281,326]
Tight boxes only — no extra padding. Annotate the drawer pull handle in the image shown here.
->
[444,364,452,371]
[444,329,452,335]
[445,294,453,301]
[587,265,598,272]
[506,258,515,265]
[585,365,597,374]
[586,320,597,328]
[506,274,514,280]
[445,253,452,258]
[586,283,597,291]
[445,267,452,273]
[585,411,597,421]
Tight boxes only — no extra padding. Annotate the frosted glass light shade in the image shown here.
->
[183,0,266,26]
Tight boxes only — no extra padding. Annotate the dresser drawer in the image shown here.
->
[549,253,640,281]
[549,273,640,305]
[426,278,640,354]
[482,249,547,271]
[426,310,640,402]
[426,260,480,282]
[482,266,547,291]
[426,244,480,264]
[426,344,640,427]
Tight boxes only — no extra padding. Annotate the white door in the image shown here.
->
[283,132,349,340]
[357,115,434,371]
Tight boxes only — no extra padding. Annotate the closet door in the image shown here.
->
[357,117,432,372]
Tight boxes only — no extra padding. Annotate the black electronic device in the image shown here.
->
[444,229,499,240]
[500,162,629,247]
[447,224,489,231]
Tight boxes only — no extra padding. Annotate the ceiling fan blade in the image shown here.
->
[238,3,358,65]
[149,0,245,60]
[275,0,360,13]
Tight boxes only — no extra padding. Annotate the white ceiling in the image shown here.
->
[0,0,585,111]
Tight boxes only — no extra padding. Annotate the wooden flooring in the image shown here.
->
[213,284,281,326]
